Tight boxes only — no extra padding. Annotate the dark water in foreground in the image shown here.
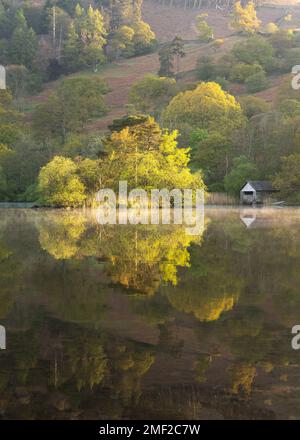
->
[1,207,300,420]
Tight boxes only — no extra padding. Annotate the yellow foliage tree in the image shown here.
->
[230,362,256,396]
[230,1,261,34]
[163,82,245,137]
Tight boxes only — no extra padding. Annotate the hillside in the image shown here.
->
[25,1,299,130]
[2,0,300,204]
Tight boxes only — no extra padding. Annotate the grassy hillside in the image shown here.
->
[23,1,299,130]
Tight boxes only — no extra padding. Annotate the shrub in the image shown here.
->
[265,22,279,34]
[196,56,216,80]
[212,39,224,51]
[279,99,300,118]
[229,62,264,83]
[239,95,270,118]
[214,76,229,91]
[269,29,293,55]
[129,74,177,114]
[280,48,300,73]
[232,36,275,72]
[245,71,269,93]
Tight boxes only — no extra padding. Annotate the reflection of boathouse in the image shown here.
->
[240,210,281,229]
[240,181,279,205]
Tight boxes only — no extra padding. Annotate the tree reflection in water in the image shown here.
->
[0,208,300,419]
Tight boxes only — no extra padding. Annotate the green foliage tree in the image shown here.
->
[0,89,48,200]
[158,36,185,77]
[196,56,216,81]
[109,25,135,60]
[163,82,246,184]
[63,21,81,71]
[245,71,269,93]
[229,62,264,83]
[158,44,174,77]
[129,74,177,116]
[269,29,293,55]
[131,19,156,55]
[33,76,108,144]
[279,99,300,119]
[273,154,300,203]
[170,36,185,76]
[8,9,38,70]
[76,157,101,197]
[238,95,269,119]
[232,36,274,72]
[224,155,259,196]
[63,4,106,72]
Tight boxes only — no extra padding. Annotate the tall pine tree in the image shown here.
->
[8,9,38,70]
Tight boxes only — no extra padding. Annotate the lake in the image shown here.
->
[0,207,300,420]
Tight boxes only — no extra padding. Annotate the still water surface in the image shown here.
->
[1,207,300,420]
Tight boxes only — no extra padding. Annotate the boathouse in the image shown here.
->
[240,181,279,205]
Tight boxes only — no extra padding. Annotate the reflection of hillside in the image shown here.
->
[0,317,155,419]
[163,237,242,322]
[0,227,25,319]
[32,259,111,325]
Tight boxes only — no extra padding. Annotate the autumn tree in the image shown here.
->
[106,0,155,58]
[196,14,214,43]
[102,116,204,191]
[163,82,245,185]
[38,156,86,207]
[109,25,135,60]
[163,82,245,136]
[230,1,261,35]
